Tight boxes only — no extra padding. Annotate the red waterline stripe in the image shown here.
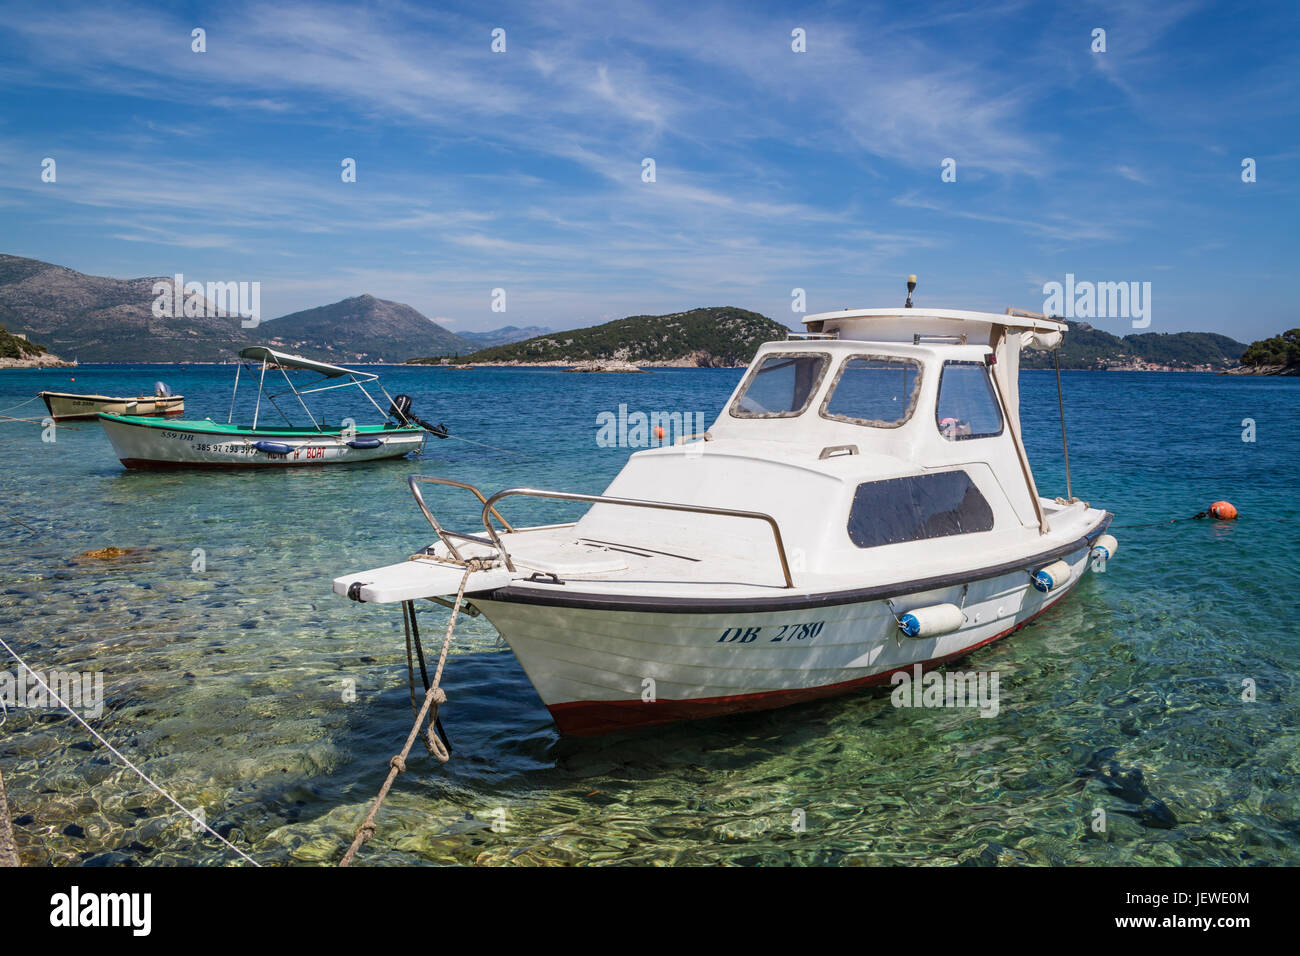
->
[546,597,1064,736]
[119,454,408,469]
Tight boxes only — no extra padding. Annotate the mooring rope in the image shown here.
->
[1051,348,1073,502]
[403,601,441,755]
[0,634,260,866]
[0,396,39,416]
[418,431,537,460]
[338,558,491,867]
[1107,513,1222,530]
[0,413,85,430]
[0,510,39,535]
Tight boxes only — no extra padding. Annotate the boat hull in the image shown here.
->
[98,415,425,468]
[39,391,184,421]
[473,545,1093,735]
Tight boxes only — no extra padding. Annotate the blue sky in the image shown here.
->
[0,0,1296,339]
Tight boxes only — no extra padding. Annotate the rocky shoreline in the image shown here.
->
[0,352,77,369]
[1220,364,1300,376]
[450,349,746,370]
[563,359,648,373]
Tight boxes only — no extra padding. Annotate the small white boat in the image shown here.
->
[334,287,1117,735]
[98,347,442,469]
[39,384,183,421]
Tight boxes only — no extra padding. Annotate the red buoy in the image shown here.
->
[1209,500,1238,520]
[654,426,666,441]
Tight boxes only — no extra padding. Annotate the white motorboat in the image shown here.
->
[97,347,443,469]
[39,383,183,421]
[334,288,1117,735]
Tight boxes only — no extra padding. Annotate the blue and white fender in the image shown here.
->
[1032,559,1073,593]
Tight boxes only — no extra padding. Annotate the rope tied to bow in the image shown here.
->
[338,557,493,867]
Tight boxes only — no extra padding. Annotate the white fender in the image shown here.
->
[897,603,964,638]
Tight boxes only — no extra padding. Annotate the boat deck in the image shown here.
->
[496,496,1103,597]
[338,497,1110,608]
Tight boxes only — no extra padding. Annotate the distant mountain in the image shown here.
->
[416,307,789,366]
[256,295,471,363]
[1020,321,1247,370]
[457,325,553,349]
[0,254,473,363]
[0,254,247,362]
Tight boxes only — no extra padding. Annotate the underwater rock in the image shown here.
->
[1079,746,1179,830]
[73,546,138,561]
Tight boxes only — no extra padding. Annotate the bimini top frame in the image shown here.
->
[228,345,399,431]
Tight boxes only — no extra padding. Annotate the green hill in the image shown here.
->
[0,324,74,367]
[0,324,46,359]
[1020,321,1246,370]
[413,307,791,366]
[1239,329,1300,368]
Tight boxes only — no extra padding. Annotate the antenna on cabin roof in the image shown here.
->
[905,274,917,308]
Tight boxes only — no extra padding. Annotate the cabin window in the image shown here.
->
[729,353,830,419]
[847,471,995,548]
[935,361,1003,441]
[820,356,922,428]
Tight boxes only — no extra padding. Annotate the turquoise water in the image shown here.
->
[0,363,1296,866]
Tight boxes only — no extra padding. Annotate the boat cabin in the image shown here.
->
[579,307,1075,586]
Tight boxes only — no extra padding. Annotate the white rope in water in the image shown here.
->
[0,396,40,415]
[421,431,536,460]
[0,635,260,866]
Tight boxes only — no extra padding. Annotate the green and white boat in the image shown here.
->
[98,347,443,470]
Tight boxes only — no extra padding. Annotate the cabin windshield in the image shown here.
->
[730,353,829,418]
[820,356,922,428]
[936,360,1003,441]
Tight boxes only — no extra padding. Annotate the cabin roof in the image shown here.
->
[802,307,1067,335]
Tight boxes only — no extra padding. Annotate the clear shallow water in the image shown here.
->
[0,363,1296,866]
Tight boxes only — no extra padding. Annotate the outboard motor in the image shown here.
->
[388,394,448,439]
[154,381,172,397]
[388,393,412,423]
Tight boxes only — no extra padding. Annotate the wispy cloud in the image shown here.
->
[0,0,1295,337]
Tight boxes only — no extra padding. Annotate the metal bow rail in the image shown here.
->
[405,475,796,589]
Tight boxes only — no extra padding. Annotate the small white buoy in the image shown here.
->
[897,603,964,638]
[1032,560,1073,593]
[1091,533,1118,562]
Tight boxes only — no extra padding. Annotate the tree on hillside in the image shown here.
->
[1240,329,1300,367]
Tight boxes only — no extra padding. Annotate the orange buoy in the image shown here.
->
[1209,500,1238,520]
[654,426,666,441]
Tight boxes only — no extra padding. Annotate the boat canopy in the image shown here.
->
[238,346,368,380]
[232,345,393,430]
